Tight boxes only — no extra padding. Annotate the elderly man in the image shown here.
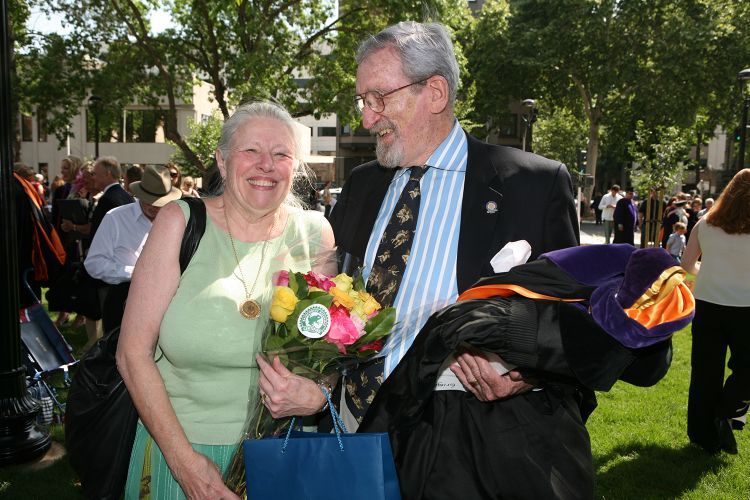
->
[330,21,590,499]
[85,165,181,334]
[89,156,134,243]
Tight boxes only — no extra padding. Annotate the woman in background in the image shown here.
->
[681,168,750,455]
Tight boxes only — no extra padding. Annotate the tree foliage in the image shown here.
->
[629,121,690,193]
[532,105,589,174]
[15,0,473,171]
[467,0,750,190]
[170,113,222,177]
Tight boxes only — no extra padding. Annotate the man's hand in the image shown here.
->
[451,348,534,402]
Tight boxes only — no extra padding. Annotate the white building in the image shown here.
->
[18,81,336,182]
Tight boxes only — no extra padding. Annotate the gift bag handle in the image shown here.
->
[283,387,348,453]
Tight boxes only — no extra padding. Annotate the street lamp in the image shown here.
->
[521,98,537,152]
[88,94,102,159]
[738,69,750,171]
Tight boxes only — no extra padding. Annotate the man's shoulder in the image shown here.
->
[349,159,385,178]
[103,201,138,221]
[467,134,564,174]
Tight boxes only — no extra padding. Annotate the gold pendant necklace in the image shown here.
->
[224,206,277,319]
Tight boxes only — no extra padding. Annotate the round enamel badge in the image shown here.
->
[297,304,331,339]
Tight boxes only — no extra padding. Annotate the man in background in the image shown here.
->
[85,165,182,334]
[598,184,622,244]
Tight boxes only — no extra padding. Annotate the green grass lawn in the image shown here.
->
[1,316,748,498]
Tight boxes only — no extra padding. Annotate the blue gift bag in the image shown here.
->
[243,389,401,500]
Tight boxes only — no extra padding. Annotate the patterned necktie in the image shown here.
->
[367,165,429,307]
[343,165,429,425]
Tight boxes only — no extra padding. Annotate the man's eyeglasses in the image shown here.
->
[354,77,430,114]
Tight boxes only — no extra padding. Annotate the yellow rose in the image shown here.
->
[332,273,353,292]
[270,286,298,323]
[330,285,355,309]
[358,291,381,316]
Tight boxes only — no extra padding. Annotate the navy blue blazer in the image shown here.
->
[329,133,580,293]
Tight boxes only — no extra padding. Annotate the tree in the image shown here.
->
[629,121,691,194]
[19,0,474,171]
[628,121,691,247]
[532,105,588,174]
[170,113,222,176]
[467,0,750,191]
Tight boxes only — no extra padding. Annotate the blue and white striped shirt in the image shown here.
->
[363,120,468,376]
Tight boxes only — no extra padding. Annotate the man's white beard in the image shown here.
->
[376,139,404,168]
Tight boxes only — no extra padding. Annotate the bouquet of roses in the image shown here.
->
[225,269,395,494]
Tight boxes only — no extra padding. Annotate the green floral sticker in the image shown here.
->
[297,303,331,339]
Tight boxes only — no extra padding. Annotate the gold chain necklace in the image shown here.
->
[223,206,278,319]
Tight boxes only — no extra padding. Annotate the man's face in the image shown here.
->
[140,200,161,221]
[93,162,114,191]
[356,47,432,168]
[625,191,634,199]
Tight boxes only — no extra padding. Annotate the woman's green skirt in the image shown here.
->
[124,421,239,499]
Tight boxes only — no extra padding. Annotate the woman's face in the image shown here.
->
[218,116,297,217]
[60,160,73,182]
[169,168,180,187]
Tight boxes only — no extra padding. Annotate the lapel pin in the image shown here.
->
[485,201,498,214]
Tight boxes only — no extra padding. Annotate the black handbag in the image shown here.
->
[65,197,206,499]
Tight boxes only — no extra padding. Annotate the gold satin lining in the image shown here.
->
[628,266,687,310]
[625,281,695,328]
[457,284,586,303]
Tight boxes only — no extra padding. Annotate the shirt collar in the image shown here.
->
[102,182,120,194]
[394,119,465,180]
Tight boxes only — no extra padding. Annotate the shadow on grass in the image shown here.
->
[595,442,728,498]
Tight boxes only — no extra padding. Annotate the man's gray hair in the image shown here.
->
[95,156,121,179]
[356,21,460,106]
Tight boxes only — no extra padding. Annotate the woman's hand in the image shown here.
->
[60,218,74,232]
[256,355,326,418]
[171,450,240,500]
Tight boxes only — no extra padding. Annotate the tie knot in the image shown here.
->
[408,165,429,182]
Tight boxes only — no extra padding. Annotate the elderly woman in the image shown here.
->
[117,102,336,498]
[681,168,750,455]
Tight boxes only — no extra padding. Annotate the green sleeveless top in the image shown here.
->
[157,201,325,445]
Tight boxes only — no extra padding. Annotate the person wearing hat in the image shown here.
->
[85,164,183,334]
[661,197,689,248]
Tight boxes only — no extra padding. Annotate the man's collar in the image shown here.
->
[102,182,120,193]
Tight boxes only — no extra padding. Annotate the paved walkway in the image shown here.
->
[579,219,642,246]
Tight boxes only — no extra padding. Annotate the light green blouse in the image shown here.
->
[157,201,325,445]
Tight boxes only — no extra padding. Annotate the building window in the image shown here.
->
[294,78,310,88]
[21,114,33,142]
[318,127,337,137]
[37,113,48,142]
[125,110,171,143]
[87,110,124,143]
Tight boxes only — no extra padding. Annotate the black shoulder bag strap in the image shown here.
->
[65,196,207,499]
[179,197,207,273]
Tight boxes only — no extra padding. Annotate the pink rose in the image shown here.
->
[274,270,289,286]
[357,340,383,353]
[304,271,334,291]
[325,305,361,354]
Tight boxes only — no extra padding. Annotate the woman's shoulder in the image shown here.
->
[287,207,326,227]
